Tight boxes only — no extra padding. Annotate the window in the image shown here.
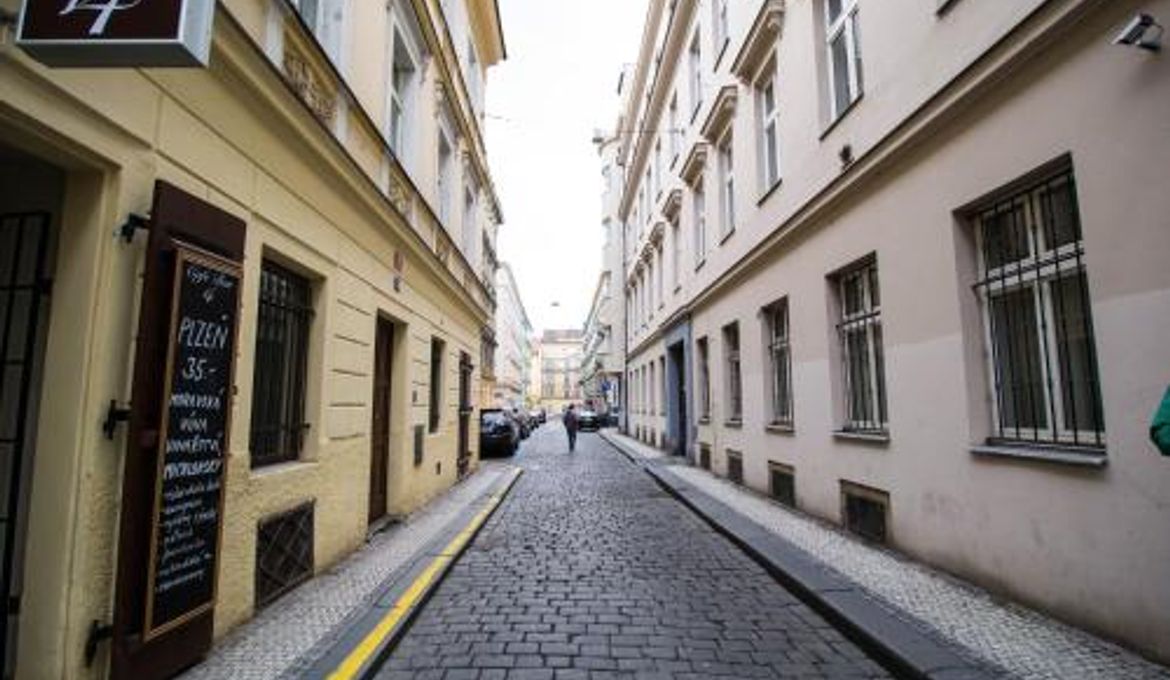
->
[841,481,888,544]
[386,4,423,164]
[693,173,707,265]
[654,141,663,197]
[668,94,681,162]
[649,362,656,415]
[462,185,478,259]
[769,462,795,507]
[647,263,655,319]
[713,0,730,53]
[757,60,781,190]
[250,261,313,468]
[835,259,886,433]
[437,129,454,225]
[429,337,445,433]
[825,0,863,120]
[718,134,735,237]
[765,299,793,426]
[688,31,703,117]
[659,356,667,416]
[723,323,742,422]
[467,39,482,114]
[697,337,711,421]
[655,249,664,308]
[699,443,711,470]
[293,0,345,65]
[671,217,681,289]
[726,449,743,484]
[973,168,1103,448]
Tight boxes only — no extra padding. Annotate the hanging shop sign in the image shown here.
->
[142,245,241,640]
[16,0,215,67]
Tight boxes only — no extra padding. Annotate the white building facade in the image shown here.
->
[614,0,1170,663]
[494,263,534,409]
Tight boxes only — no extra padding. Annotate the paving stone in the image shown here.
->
[374,427,889,679]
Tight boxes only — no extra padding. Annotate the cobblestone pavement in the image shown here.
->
[375,425,890,679]
[180,463,511,680]
[604,432,1170,680]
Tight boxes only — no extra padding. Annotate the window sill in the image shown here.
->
[719,228,735,245]
[674,284,682,294]
[698,416,712,425]
[936,0,961,16]
[765,423,795,435]
[818,94,864,141]
[756,178,782,207]
[724,419,743,429]
[832,430,889,445]
[971,443,1107,469]
[690,101,703,125]
[695,258,706,272]
[250,459,318,479]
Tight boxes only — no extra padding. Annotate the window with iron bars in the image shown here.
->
[765,298,793,426]
[973,167,1103,449]
[697,337,711,421]
[250,261,313,468]
[835,259,886,433]
[723,323,743,423]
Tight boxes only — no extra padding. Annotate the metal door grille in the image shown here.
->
[255,503,314,609]
[250,261,312,468]
[0,212,50,672]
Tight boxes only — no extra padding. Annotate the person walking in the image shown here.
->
[564,404,579,453]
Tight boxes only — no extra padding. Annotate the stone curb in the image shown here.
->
[297,467,524,680]
[599,431,1000,680]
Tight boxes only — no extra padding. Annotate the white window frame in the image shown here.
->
[713,0,730,53]
[693,173,707,267]
[697,337,711,421]
[723,323,742,423]
[386,5,422,167]
[766,299,793,426]
[718,133,735,238]
[825,0,863,121]
[668,94,681,163]
[670,217,681,290]
[688,31,703,118]
[437,125,456,226]
[756,58,782,192]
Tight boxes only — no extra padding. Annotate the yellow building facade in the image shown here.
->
[0,0,505,677]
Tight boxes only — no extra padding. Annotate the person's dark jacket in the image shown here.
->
[1151,386,1170,456]
[564,410,579,433]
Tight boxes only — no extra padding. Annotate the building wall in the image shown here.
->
[614,0,1170,662]
[0,0,505,676]
[494,263,533,409]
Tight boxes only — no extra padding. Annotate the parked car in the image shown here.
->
[510,409,532,439]
[578,410,600,432]
[529,409,546,426]
[480,409,519,457]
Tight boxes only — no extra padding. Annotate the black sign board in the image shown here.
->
[143,245,240,639]
[17,0,215,67]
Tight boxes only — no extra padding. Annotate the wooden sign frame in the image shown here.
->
[142,243,241,641]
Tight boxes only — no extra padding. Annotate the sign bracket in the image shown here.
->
[103,399,131,440]
[85,619,114,667]
[117,213,150,243]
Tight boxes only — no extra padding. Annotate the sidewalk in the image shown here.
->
[601,430,1170,680]
[179,461,518,680]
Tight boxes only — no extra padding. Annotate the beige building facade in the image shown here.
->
[537,329,583,412]
[493,262,534,409]
[0,0,505,677]
[615,0,1170,663]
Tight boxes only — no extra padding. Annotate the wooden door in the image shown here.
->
[369,318,393,524]
[111,182,245,680]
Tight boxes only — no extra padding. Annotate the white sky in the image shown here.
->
[485,0,648,334]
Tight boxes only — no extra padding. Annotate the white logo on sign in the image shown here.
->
[60,0,144,36]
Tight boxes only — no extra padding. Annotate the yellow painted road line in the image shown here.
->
[326,469,520,680]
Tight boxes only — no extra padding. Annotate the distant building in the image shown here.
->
[611,0,1170,664]
[538,330,584,411]
[494,264,534,409]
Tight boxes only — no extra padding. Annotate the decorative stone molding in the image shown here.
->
[731,0,785,82]
[662,188,683,220]
[701,85,738,143]
[649,221,666,246]
[680,142,709,186]
[387,176,411,216]
[282,49,336,127]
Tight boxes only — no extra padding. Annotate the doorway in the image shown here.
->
[457,353,472,478]
[369,317,394,525]
[0,145,60,677]
[669,343,688,457]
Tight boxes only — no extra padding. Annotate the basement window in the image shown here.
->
[841,481,889,544]
[726,449,744,485]
[699,443,711,470]
[768,462,795,507]
[255,502,315,609]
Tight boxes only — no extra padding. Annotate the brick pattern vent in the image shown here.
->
[255,502,314,609]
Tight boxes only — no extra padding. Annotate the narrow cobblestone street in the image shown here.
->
[374,424,891,679]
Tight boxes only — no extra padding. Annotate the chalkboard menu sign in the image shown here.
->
[144,246,241,639]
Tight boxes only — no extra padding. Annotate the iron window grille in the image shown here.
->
[723,323,743,422]
[250,261,313,468]
[841,481,888,544]
[726,450,744,484]
[255,502,314,608]
[697,337,711,420]
[766,299,793,426]
[769,462,796,507]
[973,168,1104,449]
[835,259,887,433]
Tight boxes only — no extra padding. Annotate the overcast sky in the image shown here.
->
[485,0,648,334]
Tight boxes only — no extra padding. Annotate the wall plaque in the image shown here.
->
[17,0,215,67]
[143,245,241,639]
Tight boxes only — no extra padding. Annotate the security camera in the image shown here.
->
[1113,13,1162,51]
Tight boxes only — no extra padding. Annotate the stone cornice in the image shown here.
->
[701,85,738,143]
[680,142,709,186]
[731,0,785,83]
